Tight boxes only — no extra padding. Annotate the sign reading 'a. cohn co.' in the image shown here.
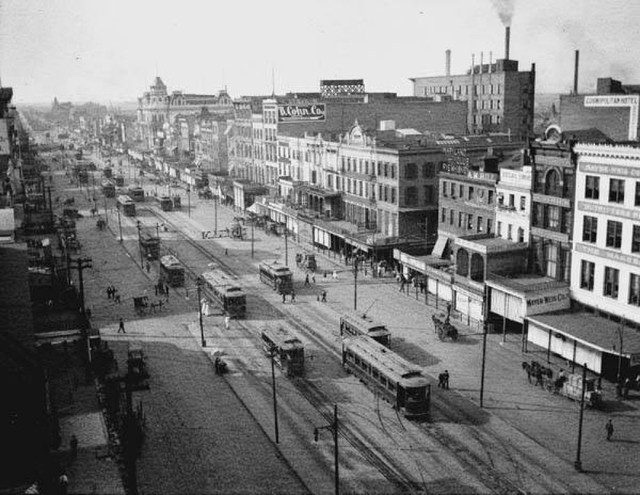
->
[278,104,326,122]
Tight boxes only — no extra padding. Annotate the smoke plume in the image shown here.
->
[491,0,515,26]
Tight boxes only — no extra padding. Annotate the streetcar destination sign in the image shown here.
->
[278,104,326,122]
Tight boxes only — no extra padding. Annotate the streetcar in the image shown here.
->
[342,336,430,419]
[139,231,160,261]
[128,186,145,202]
[103,167,113,179]
[101,180,115,198]
[157,196,173,211]
[159,254,185,287]
[340,312,391,347]
[117,195,136,216]
[201,270,247,318]
[259,260,293,294]
[114,175,125,187]
[261,327,305,377]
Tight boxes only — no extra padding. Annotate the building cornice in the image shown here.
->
[574,143,640,161]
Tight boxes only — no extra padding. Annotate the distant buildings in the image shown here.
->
[410,32,535,141]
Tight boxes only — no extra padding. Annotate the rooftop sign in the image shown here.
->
[278,104,326,123]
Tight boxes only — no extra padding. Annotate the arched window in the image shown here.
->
[545,169,560,195]
[470,253,485,281]
[456,249,469,276]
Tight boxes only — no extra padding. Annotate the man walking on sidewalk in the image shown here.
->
[606,419,614,441]
[118,318,126,334]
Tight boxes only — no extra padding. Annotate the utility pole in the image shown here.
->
[251,220,255,259]
[353,257,359,311]
[270,349,279,443]
[480,322,489,408]
[214,195,218,236]
[117,206,123,242]
[574,363,588,472]
[69,257,93,368]
[197,278,206,347]
[314,404,339,495]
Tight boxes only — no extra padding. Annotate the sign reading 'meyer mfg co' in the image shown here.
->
[278,104,326,122]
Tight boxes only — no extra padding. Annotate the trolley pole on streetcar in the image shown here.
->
[313,404,339,495]
[196,278,206,347]
[270,349,279,443]
[574,363,588,472]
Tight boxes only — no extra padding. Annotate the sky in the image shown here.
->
[1,0,639,105]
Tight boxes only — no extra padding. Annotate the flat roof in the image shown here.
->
[455,236,528,254]
[487,274,568,294]
[528,311,640,357]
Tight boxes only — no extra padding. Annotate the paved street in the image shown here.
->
[63,153,640,494]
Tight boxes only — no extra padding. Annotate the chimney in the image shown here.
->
[445,49,451,77]
[573,50,580,95]
[505,26,510,60]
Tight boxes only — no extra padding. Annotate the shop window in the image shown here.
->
[609,178,625,204]
[606,220,623,249]
[582,216,598,243]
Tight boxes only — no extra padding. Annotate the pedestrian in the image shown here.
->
[606,419,614,441]
[282,292,286,304]
[321,290,327,303]
[623,378,631,399]
[304,274,310,287]
[225,248,228,256]
[399,281,405,293]
[443,370,450,390]
[312,274,316,284]
[107,286,112,299]
[154,284,158,296]
[146,261,151,273]
[70,435,78,459]
[165,285,170,298]
[114,292,121,304]
[117,318,125,334]
[224,315,231,330]
[332,270,338,280]
[291,290,296,303]
[58,473,69,495]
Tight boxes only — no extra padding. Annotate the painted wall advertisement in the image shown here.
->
[525,288,571,316]
[278,104,326,123]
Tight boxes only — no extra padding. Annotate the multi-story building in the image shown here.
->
[495,158,532,244]
[136,77,233,150]
[409,29,535,140]
[560,75,640,142]
[194,113,229,174]
[571,143,640,327]
[529,141,576,282]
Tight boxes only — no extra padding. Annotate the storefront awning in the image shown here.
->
[528,312,640,360]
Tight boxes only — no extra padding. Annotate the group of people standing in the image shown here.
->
[106,285,121,303]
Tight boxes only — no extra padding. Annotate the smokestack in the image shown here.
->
[505,26,510,60]
[445,49,451,77]
[573,50,580,95]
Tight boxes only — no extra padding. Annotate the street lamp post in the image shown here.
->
[574,363,588,472]
[313,404,339,495]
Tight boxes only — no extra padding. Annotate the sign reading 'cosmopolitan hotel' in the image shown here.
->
[278,104,326,123]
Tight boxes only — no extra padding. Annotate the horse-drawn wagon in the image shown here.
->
[431,313,459,341]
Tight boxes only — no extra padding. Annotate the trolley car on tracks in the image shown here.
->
[117,195,136,217]
[157,196,173,211]
[259,260,293,294]
[128,186,145,202]
[159,254,185,287]
[340,312,391,347]
[342,336,430,419]
[101,180,115,198]
[139,231,160,261]
[201,270,247,318]
[261,327,305,377]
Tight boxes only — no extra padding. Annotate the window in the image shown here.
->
[449,209,454,225]
[423,185,434,204]
[636,182,640,206]
[422,163,435,178]
[442,181,448,197]
[633,225,640,253]
[468,186,474,200]
[391,187,396,204]
[441,208,446,223]
[477,216,483,232]
[406,186,418,205]
[606,220,623,249]
[405,163,417,179]
[520,196,526,210]
[580,260,595,291]
[390,165,396,179]
[518,228,524,243]
[459,185,463,198]
[488,190,494,204]
[547,206,560,230]
[508,194,515,208]
[603,267,619,298]
[467,214,473,230]
[507,224,513,240]
[609,178,625,203]
[487,219,492,234]
[582,216,598,243]
[630,274,640,306]
[458,212,463,228]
